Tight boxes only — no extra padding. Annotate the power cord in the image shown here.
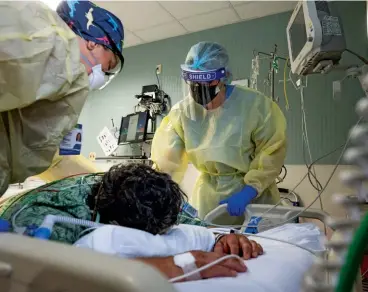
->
[345,49,368,65]
[298,77,327,234]
[289,71,324,192]
[276,165,287,184]
[280,196,298,205]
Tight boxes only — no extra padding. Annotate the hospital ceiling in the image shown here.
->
[40,0,296,48]
[94,1,297,48]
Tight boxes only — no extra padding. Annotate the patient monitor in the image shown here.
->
[0,233,175,292]
[286,0,346,75]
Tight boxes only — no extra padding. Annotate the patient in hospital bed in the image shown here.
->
[0,164,192,242]
[0,163,324,287]
[0,163,259,250]
[0,163,265,281]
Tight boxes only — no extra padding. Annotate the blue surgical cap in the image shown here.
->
[57,0,124,68]
[183,42,231,83]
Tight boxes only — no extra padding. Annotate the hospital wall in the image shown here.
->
[79,1,368,220]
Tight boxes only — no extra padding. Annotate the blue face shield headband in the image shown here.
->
[181,67,226,82]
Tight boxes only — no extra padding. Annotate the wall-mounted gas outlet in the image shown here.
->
[156,64,162,75]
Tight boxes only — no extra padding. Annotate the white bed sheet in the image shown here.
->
[174,223,325,292]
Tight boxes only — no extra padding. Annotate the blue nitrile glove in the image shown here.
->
[219,185,258,216]
[0,218,10,232]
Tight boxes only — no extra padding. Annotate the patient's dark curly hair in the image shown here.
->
[87,163,187,235]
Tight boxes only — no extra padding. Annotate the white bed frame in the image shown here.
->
[0,204,362,292]
[0,233,175,292]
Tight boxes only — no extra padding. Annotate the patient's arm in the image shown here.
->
[137,256,183,280]
[213,234,263,260]
[137,251,246,282]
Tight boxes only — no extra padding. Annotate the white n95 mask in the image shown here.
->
[89,64,108,90]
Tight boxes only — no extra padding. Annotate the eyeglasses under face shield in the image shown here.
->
[81,47,124,90]
[100,54,123,90]
[181,66,226,106]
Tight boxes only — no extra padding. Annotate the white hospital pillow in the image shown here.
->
[74,224,216,258]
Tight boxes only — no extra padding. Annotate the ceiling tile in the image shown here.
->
[180,8,239,33]
[124,31,144,48]
[95,1,175,31]
[134,21,187,43]
[159,1,231,20]
[234,1,296,20]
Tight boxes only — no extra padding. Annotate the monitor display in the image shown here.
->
[118,112,149,144]
[289,6,307,62]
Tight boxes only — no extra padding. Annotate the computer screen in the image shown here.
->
[289,5,307,62]
[118,112,149,144]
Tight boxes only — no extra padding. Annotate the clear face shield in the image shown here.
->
[181,66,226,105]
[181,66,227,120]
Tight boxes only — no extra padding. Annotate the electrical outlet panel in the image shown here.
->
[156,64,162,75]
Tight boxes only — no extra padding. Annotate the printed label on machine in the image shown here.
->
[59,124,82,156]
[322,16,342,36]
[97,127,118,156]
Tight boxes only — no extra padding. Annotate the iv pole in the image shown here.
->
[253,44,289,101]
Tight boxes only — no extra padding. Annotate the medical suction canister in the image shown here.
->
[34,215,102,240]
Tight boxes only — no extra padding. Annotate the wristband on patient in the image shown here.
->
[214,234,225,244]
[173,252,201,281]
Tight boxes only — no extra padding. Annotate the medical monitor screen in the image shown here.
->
[289,6,307,62]
[118,112,149,144]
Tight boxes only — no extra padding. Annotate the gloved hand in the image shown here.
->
[219,185,257,216]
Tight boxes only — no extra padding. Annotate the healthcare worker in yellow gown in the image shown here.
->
[151,42,287,224]
[0,1,124,196]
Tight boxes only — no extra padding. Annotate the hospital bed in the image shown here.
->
[1,203,359,292]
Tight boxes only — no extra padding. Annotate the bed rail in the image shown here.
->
[0,233,175,292]
[204,204,330,232]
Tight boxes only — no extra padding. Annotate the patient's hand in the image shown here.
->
[214,234,263,260]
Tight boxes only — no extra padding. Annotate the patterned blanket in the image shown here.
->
[0,174,207,244]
